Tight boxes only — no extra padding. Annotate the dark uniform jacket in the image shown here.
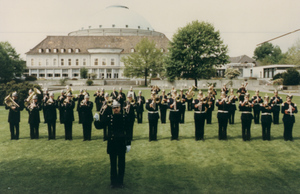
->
[145,99,160,120]
[124,101,136,121]
[74,94,85,111]
[251,95,263,111]
[228,95,238,111]
[26,103,42,124]
[260,102,273,122]
[238,101,253,120]
[94,93,105,111]
[5,99,24,123]
[281,102,298,123]
[62,100,75,122]
[270,96,283,111]
[110,91,119,100]
[79,101,94,123]
[179,94,186,111]
[43,99,58,123]
[136,96,145,113]
[159,95,168,110]
[168,98,181,121]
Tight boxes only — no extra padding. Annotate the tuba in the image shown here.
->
[4,94,20,111]
[25,88,41,107]
[186,85,196,100]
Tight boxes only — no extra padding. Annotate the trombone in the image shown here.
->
[99,98,113,115]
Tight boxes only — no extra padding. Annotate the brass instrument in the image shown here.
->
[263,102,270,110]
[63,98,70,106]
[99,97,113,115]
[242,100,251,108]
[289,102,293,116]
[66,87,73,94]
[25,88,41,107]
[46,97,54,105]
[124,102,130,114]
[28,101,37,111]
[80,99,87,106]
[4,94,20,111]
[186,86,196,100]
[196,96,207,111]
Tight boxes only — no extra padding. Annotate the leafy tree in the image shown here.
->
[121,38,165,86]
[0,41,25,82]
[80,67,88,79]
[285,39,300,65]
[253,42,287,65]
[272,73,282,80]
[165,20,229,87]
[282,68,300,85]
[225,68,241,87]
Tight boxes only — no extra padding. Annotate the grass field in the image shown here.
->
[1,89,300,193]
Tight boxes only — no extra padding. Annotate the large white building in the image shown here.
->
[25,5,170,79]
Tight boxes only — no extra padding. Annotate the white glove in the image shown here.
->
[94,113,99,121]
[126,145,131,153]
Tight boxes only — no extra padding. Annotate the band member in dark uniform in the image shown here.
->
[111,87,118,100]
[79,95,93,141]
[281,94,298,141]
[95,100,131,188]
[192,91,207,140]
[43,92,57,140]
[117,87,126,113]
[168,91,181,140]
[216,92,230,140]
[5,92,24,140]
[42,88,49,123]
[73,89,85,123]
[127,86,137,101]
[146,92,160,141]
[209,85,217,98]
[151,85,160,94]
[26,95,42,139]
[260,95,272,140]
[270,90,283,124]
[62,93,75,140]
[186,86,195,111]
[206,91,215,124]
[57,90,66,124]
[228,89,238,124]
[237,83,247,102]
[123,94,136,140]
[136,91,145,123]
[94,88,105,112]
[221,83,229,96]
[251,90,263,124]
[159,90,168,124]
[99,93,113,141]
[239,93,253,141]
[179,89,186,123]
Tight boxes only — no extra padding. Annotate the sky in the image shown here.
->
[0,0,300,60]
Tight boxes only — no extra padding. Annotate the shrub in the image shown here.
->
[59,78,68,86]
[25,75,37,81]
[86,79,93,86]
[282,68,300,85]
[80,68,88,79]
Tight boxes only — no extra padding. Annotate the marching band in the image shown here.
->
[3,83,298,142]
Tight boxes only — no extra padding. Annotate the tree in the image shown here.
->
[282,68,300,85]
[285,39,300,65]
[165,20,229,87]
[0,41,25,82]
[225,68,241,87]
[80,67,88,79]
[253,42,287,65]
[121,38,165,86]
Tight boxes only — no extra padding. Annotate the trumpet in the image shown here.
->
[24,88,41,107]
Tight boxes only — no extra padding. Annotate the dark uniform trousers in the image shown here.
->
[9,122,20,140]
[63,101,75,140]
[30,123,39,139]
[83,122,92,140]
[281,102,298,141]
[206,108,213,124]
[80,101,94,141]
[272,104,281,124]
[6,102,23,140]
[228,110,235,124]
[170,111,180,140]
[27,105,41,139]
[217,112,229,140]
[110,151,126,187]
[253,105,261,124]
[261,115,272,140]
[241,113,253,141]
[180,104,186,123]
[47,122,56,140]
[137,111,143,123]
[64,121,73,140]
[160,105,167,124]
[194,112,206,140]
[149,116,159,141]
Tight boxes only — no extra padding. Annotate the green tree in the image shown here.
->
[282,68,300,85]
[0,41,25,82]
[121,38,165,86]
[253,42,287,65]
[225,68,241,87]
[165,21,229,87]
[285,39,300,65]
[80,67,88,79]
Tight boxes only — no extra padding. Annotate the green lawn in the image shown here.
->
[0,89,300,193]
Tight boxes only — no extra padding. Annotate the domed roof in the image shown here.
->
[86,5,154,31]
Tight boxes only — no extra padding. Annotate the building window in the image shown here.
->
[161,48,164,52]
[46,49,50,53]
[138,26,140,29]
[94,58,98,66]
[107,73,111,78]
[46,59,49,66]
[31,59,34,66]
[55,74,60,77]
[99,25,102,28]
[61,49,65,53]
[112,24,115,27]
[73,73,79,77]
[68,59,71,66]
[131,48,135,53]
[83,58,86,66]
[38,59,42,66]
[62,74,68,77]
[102,58,106,66]
[114,73,119,78]
[39,74,45,77]
[126,25,128,28]
[38,49,43,53]
[53,49,58,53]
[61,59,64,66]
[68,49,72,53]
[76,59,79,66]
[111,58,115,65]
[47,74,53,77]
[53,59,57,66]
[75,49,80,53]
